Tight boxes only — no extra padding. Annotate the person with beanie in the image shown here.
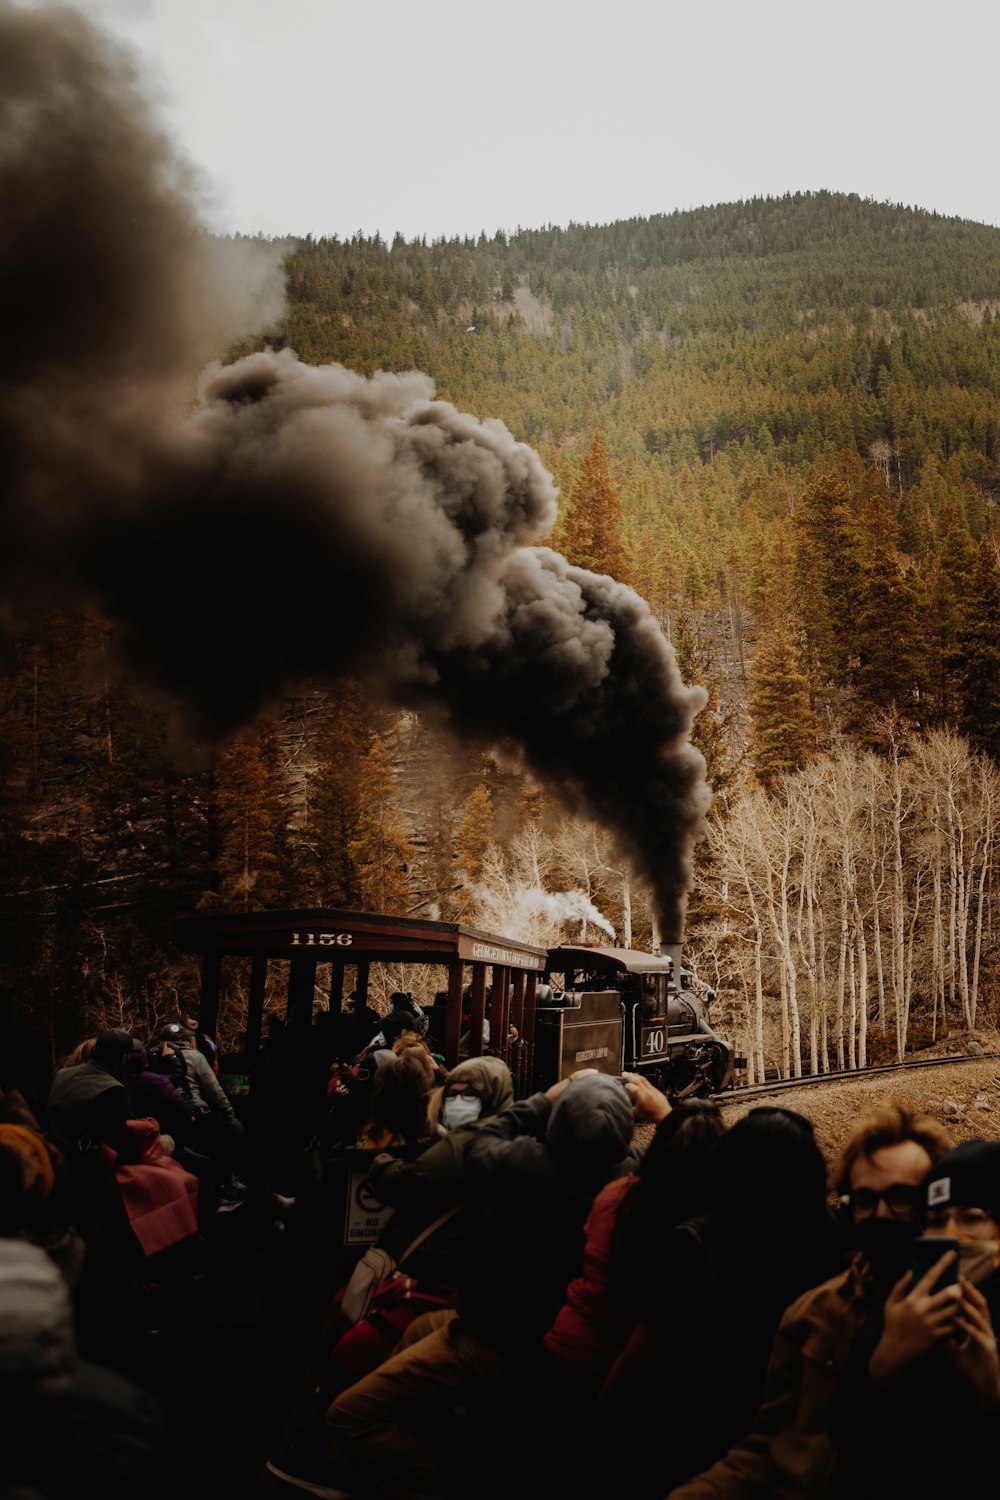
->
[667,1100,952,1500]
[828,1138,1000,1498]
[47,1029,141,1162]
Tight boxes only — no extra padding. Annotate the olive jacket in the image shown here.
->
[667,1259,873,1500]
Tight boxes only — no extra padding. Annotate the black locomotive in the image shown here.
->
[536,942,735,1097]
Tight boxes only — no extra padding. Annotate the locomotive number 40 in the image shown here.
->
[643,1028,666,1056]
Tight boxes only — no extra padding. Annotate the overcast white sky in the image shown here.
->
[89,0,998,242]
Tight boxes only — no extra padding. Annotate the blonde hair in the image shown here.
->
[61,1038,96,1067]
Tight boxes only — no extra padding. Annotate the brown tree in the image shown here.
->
[561,433,632,583]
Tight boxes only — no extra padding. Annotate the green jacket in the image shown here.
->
[668,1260,875,1500]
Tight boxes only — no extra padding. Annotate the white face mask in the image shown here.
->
[441,1094,483,1131]
[958,1236,1000,1286]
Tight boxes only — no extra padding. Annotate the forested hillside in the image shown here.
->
[6,191,1000,1087]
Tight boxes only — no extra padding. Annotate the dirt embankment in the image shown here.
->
[718,1051,1000,1168]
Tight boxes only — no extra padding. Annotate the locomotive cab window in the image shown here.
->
[641,974,668,1019]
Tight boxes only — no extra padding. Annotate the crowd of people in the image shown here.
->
[2,1000,1000,1500]
[260,1035,1000,1500]
[0,1021,214,1498]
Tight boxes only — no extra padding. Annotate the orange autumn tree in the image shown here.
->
[562,433,632,584]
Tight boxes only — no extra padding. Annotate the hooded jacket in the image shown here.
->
[456,1075,640,1353]
[125,1046,198,1139]
[368,1057,514,1284]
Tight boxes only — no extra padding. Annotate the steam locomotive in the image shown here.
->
[176,907,737,1100]
[536,942,735,1097]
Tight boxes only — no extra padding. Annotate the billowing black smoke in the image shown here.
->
[0,3,709,935]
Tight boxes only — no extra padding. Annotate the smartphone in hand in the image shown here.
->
[910,1234,959,1292]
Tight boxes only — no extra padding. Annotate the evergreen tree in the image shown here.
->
[561,433,632,582]
[852,495,928,730]
[348,734,414,915]
[922,510,976,722]
[308,681,372,906]
[794,473,862,683]
[747,624,817,789]
[951,540,1000,760]
[455,782,494,890]
[671,611,733,792]
[208,717,288,912]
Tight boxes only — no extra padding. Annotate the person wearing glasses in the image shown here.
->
[667,1102,952,1500]
[829,1139,1000,1499]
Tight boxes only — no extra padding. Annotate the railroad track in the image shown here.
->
[711,1051,1000,1104]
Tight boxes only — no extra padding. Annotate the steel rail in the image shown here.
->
[711,1051,1000,1104]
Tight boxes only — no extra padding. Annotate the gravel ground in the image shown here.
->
[633,1038,1000,1172]
[717,1045,1000,1169]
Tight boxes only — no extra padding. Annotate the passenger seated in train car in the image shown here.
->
[544,1097,725,1390]
[387,991,430,1039]
[47,1029,144,1163]
[182,1011,220,1073]
[606,1107,842,1499]
[828,1139,1000,1500]
[282,1058,515,1426]
[666,1101,953,1500]
[148,1021,245,1192]
[306,1071,659,1500]
[390,1030,446,1086]
[124,1042,198,1143]
[0,1240,170,1500]
[0,1098,85,1292]
[355,1051,434,1151]
[341,989,382,1056]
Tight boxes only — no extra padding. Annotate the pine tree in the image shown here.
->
[951,540,1000,760]
[748,625,817,789]
[209,717,288,912]
[561,433,632,582]
[794,473,862,684]
[307,681,372,906]
[348,735,414,915]
[455,783,494,891]
[852,495,927,730]
[671,611,733,792]
[926,511,978,721]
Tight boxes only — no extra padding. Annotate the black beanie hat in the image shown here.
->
[92,1028,134,1066]
[925,1140,1000,1221]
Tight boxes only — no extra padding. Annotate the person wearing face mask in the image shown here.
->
[364,1056,514,1275]
[337,1061,513,1371]
[828,1139,1000,1499]
[666,1101,952,1500]
[263,1059,515,1493]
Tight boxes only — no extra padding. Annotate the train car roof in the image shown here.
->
[175,906,548,969]
[546,943,681,976]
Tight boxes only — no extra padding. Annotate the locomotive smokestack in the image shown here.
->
[0,3,710,935]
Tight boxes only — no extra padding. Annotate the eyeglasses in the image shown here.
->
[843,1184,922,1220]
[925,1206,994,1235]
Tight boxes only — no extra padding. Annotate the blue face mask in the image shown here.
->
[441,1094,483,1132]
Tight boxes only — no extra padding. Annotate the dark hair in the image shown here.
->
[91,1029,134,1067]
[710,1107,828,1230]
[609,1099,725,1306]
[361,1054,432,1146]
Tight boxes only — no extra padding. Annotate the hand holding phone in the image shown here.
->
[869,1238,961,1386]
[911,1235,960,1294]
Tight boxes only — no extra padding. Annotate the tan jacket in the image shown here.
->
[668,1261,876,1500]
